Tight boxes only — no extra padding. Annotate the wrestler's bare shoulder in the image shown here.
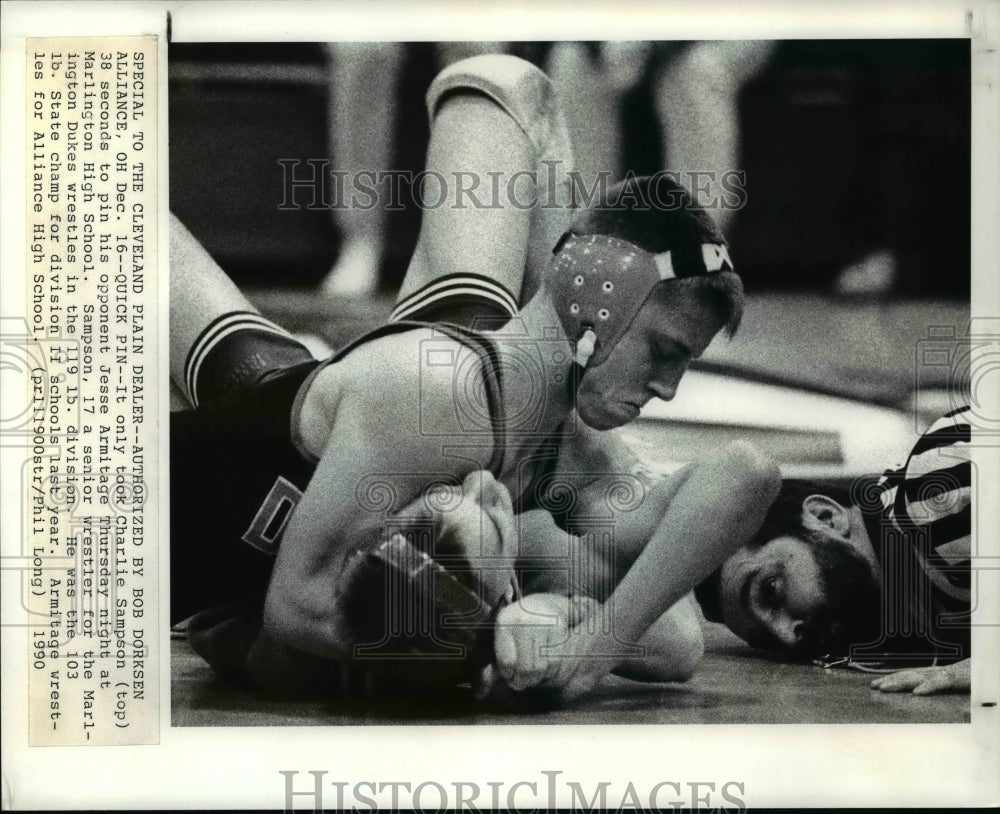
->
[297,327,483,455]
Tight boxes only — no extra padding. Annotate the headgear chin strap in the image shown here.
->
[547,232,734,369]
[574,328,598,367]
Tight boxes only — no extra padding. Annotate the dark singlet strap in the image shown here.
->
[323,320,508,479]
[430,322,508,479]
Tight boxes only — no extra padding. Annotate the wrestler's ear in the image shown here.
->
[801,494,851,537]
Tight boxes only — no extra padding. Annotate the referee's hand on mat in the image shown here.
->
[869,658,971,695]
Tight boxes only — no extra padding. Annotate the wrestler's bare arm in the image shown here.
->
[544,423,696,565]
[262,334,493,661]
[512,503,704,684]
[613,595,705,682]
[581,437,776,643]
[497,433,779,699]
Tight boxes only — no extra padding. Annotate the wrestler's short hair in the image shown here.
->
[571,174,726,249]
[569,175,744,337]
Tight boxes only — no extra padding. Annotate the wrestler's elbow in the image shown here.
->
[617,607,705,683]
[676,607,705,678]
[262,575,347,660]
[655,623,704,682]
[262,581,299,647]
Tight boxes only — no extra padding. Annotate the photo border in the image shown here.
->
[2,0,998,809]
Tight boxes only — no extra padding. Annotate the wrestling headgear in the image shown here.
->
[547,232,735,368]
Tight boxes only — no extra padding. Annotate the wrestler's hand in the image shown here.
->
[869,658,970,695]
[491,593,619,702]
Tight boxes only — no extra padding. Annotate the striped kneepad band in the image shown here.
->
[184,311,308,408]
[390,274,518,324]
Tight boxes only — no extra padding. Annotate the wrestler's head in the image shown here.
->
[339,471,518,686]
[697,480,881,657]
[546,175,744,430]
[394,469,519,607]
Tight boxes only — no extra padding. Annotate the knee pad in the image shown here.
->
[184,312,314,408]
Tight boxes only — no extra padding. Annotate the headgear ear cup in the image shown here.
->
[546,232,735,369]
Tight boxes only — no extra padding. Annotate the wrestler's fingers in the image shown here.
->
[493,622,544,690]
[505,640,550,691]
[493,624,518,676]
[494,598,565,689]
[561,669,600,702]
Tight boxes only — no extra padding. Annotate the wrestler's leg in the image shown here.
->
[391,55,575,327]
[319,42,404,298]
[653,41,774,235]
[544,42,626,195]
[169,213,313,407]
[169,380,191,411]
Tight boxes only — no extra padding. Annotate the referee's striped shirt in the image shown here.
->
[860,405,972,661]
